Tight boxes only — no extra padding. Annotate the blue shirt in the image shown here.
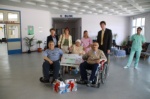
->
[130,34,146,51]
[43,48,63,61]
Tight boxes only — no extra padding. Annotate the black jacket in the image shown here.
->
[46,35,59,48]
[97,28,112,53]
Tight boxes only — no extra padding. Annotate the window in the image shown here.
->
[0,13,3,21]
[8,13,18,21]
[132,17,145,35]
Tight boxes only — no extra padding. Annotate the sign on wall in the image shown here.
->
[28,25,34,35]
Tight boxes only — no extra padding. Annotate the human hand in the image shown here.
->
[107,50,110,54]
[49,60,53,64]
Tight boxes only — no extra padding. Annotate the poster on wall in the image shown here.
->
[28,26,34,35]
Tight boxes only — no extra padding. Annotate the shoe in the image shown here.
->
[134,67,138,69]
[124,65,129,69]
[39,77,49,83]
[51,79,58,84]
[77,80,87,84]
[86,81,92,87]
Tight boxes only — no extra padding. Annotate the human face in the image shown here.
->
[76,42,81,47]
[137,29,142,35]
[92,43,99,51]
[84,32,88,38]
[100,23,106,30]
[64,29,69,35]
[50,30,55,37]
[48,42,55,50]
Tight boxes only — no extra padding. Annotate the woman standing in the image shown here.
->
[81,30,93,53]
[58,27,72,53]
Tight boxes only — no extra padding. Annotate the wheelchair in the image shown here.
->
[78,60,108,88]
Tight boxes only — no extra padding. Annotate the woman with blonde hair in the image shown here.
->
[81,30,93,53]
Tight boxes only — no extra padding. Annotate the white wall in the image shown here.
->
[130,12,150,42]
[52,14,130,45]
[0,4,51,52]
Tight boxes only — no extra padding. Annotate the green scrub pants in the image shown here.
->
[127,48,141,67]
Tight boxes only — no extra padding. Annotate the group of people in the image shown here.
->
[40,20,146,86]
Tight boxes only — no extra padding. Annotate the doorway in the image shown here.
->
[52,18,82,43]
[0,9,21,55]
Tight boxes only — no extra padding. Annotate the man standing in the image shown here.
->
[124,27,146,69]
[40,41,63,83]
[47,28,59,48]
[97,21,112,59]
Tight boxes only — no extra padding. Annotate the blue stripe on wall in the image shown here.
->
[7,39,21,42]
[8,49,22,55]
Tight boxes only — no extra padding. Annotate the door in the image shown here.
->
[6,24,21,54]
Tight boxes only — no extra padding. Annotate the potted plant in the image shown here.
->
[24,36,35,53]
[36,40,43,52]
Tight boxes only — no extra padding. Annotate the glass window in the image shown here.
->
[8,13,18,21]
[141,18,145,26]
[141,27,145,35]
[0,13,3,21]
[136,18,141,26]
[132,28,136,34]
[132,19,136,26]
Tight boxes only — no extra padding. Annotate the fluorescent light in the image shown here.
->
[91,8,96,11]
[72,7,78,10]
[79,12,83,14]
[52,7,59,9]
[98,10,103,13]
[40,5,48,7]
[50,2,58,6]
[26,2,36,5]
[97,4,102,7]
[71,11,76,13]
[110,9,114,12]
[80,9,85,12]
[113,2,117,5]
[88,0,95,3]
[119,5,122,8]
[36,0,45,3]
[87,11,92,14]
[10,0,21,2]
[74,3,80,5]
[62,0,70,3]
[83,5,89,8]
[94,13,98,15]
[62,9,68,11]
[104,7,109,9]
[62,5,69,8]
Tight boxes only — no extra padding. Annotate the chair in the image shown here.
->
[141,44,150,60]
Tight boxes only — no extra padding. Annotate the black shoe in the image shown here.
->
[39,77,49,83]
[77,80,87,84]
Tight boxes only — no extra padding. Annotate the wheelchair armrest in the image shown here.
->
[100,60,106,64]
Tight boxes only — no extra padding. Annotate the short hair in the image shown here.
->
[49,28,55,32]
[93,41,99,46]
[137,27,142,30]
[100,21,106,25]
[48,41,54,44]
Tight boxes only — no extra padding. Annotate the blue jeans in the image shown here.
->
[80,61,99,81]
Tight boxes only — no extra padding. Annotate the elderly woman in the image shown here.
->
[70,39,85,55]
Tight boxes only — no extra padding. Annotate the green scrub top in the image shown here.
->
[130,34,146,51]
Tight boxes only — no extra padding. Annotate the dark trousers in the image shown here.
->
[80,61,99,81]
[99,45,108,59]
[42,60,60,80]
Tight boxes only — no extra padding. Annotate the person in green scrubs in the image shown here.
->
[124,27,146,69]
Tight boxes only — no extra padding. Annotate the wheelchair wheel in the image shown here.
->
[101,64,108,84]
[96,72,101,88]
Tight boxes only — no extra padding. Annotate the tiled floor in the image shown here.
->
[0,43,150,99]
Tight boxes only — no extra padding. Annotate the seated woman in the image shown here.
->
[40,41,63,83]
[79,42,107,86]
[70,39,85,55]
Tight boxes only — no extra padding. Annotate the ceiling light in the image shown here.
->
[52,7,59,9]
[113,2,117,5]
[83,6,89,8]
[71,11,76,13]
[40,5,48,7]
[87,11,92,14]
[98,10,103,13]
[25,2,36,5]
[79,12,83,14]
[72,7,78,10]
[88,0,95,3]
[36,0,45,3]
[94,13,98,15]
[10,0,21,2]
[74,3,80,5]
[104,7,109,9]
[62,5,69,8]
[50,2,58,6]
[91,8,96,11]
[62,9,68,11]
[62,0,70,3]
[104,12,108,14]
[119,5,123,8]
[80,9,86,12]
[110,9,114,12]
[97,4,102,7]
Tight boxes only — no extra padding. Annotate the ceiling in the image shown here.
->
[0,0,150,16]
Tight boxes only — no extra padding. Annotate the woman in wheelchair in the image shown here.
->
[40,41,63,83]
[78,42,107,86]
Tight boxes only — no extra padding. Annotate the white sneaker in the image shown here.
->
[124,65,129,69]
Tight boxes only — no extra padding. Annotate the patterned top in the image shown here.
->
[72,45,84,54]
[81,37,93,53]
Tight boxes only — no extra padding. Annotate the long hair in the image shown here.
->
[83,30,89,38]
